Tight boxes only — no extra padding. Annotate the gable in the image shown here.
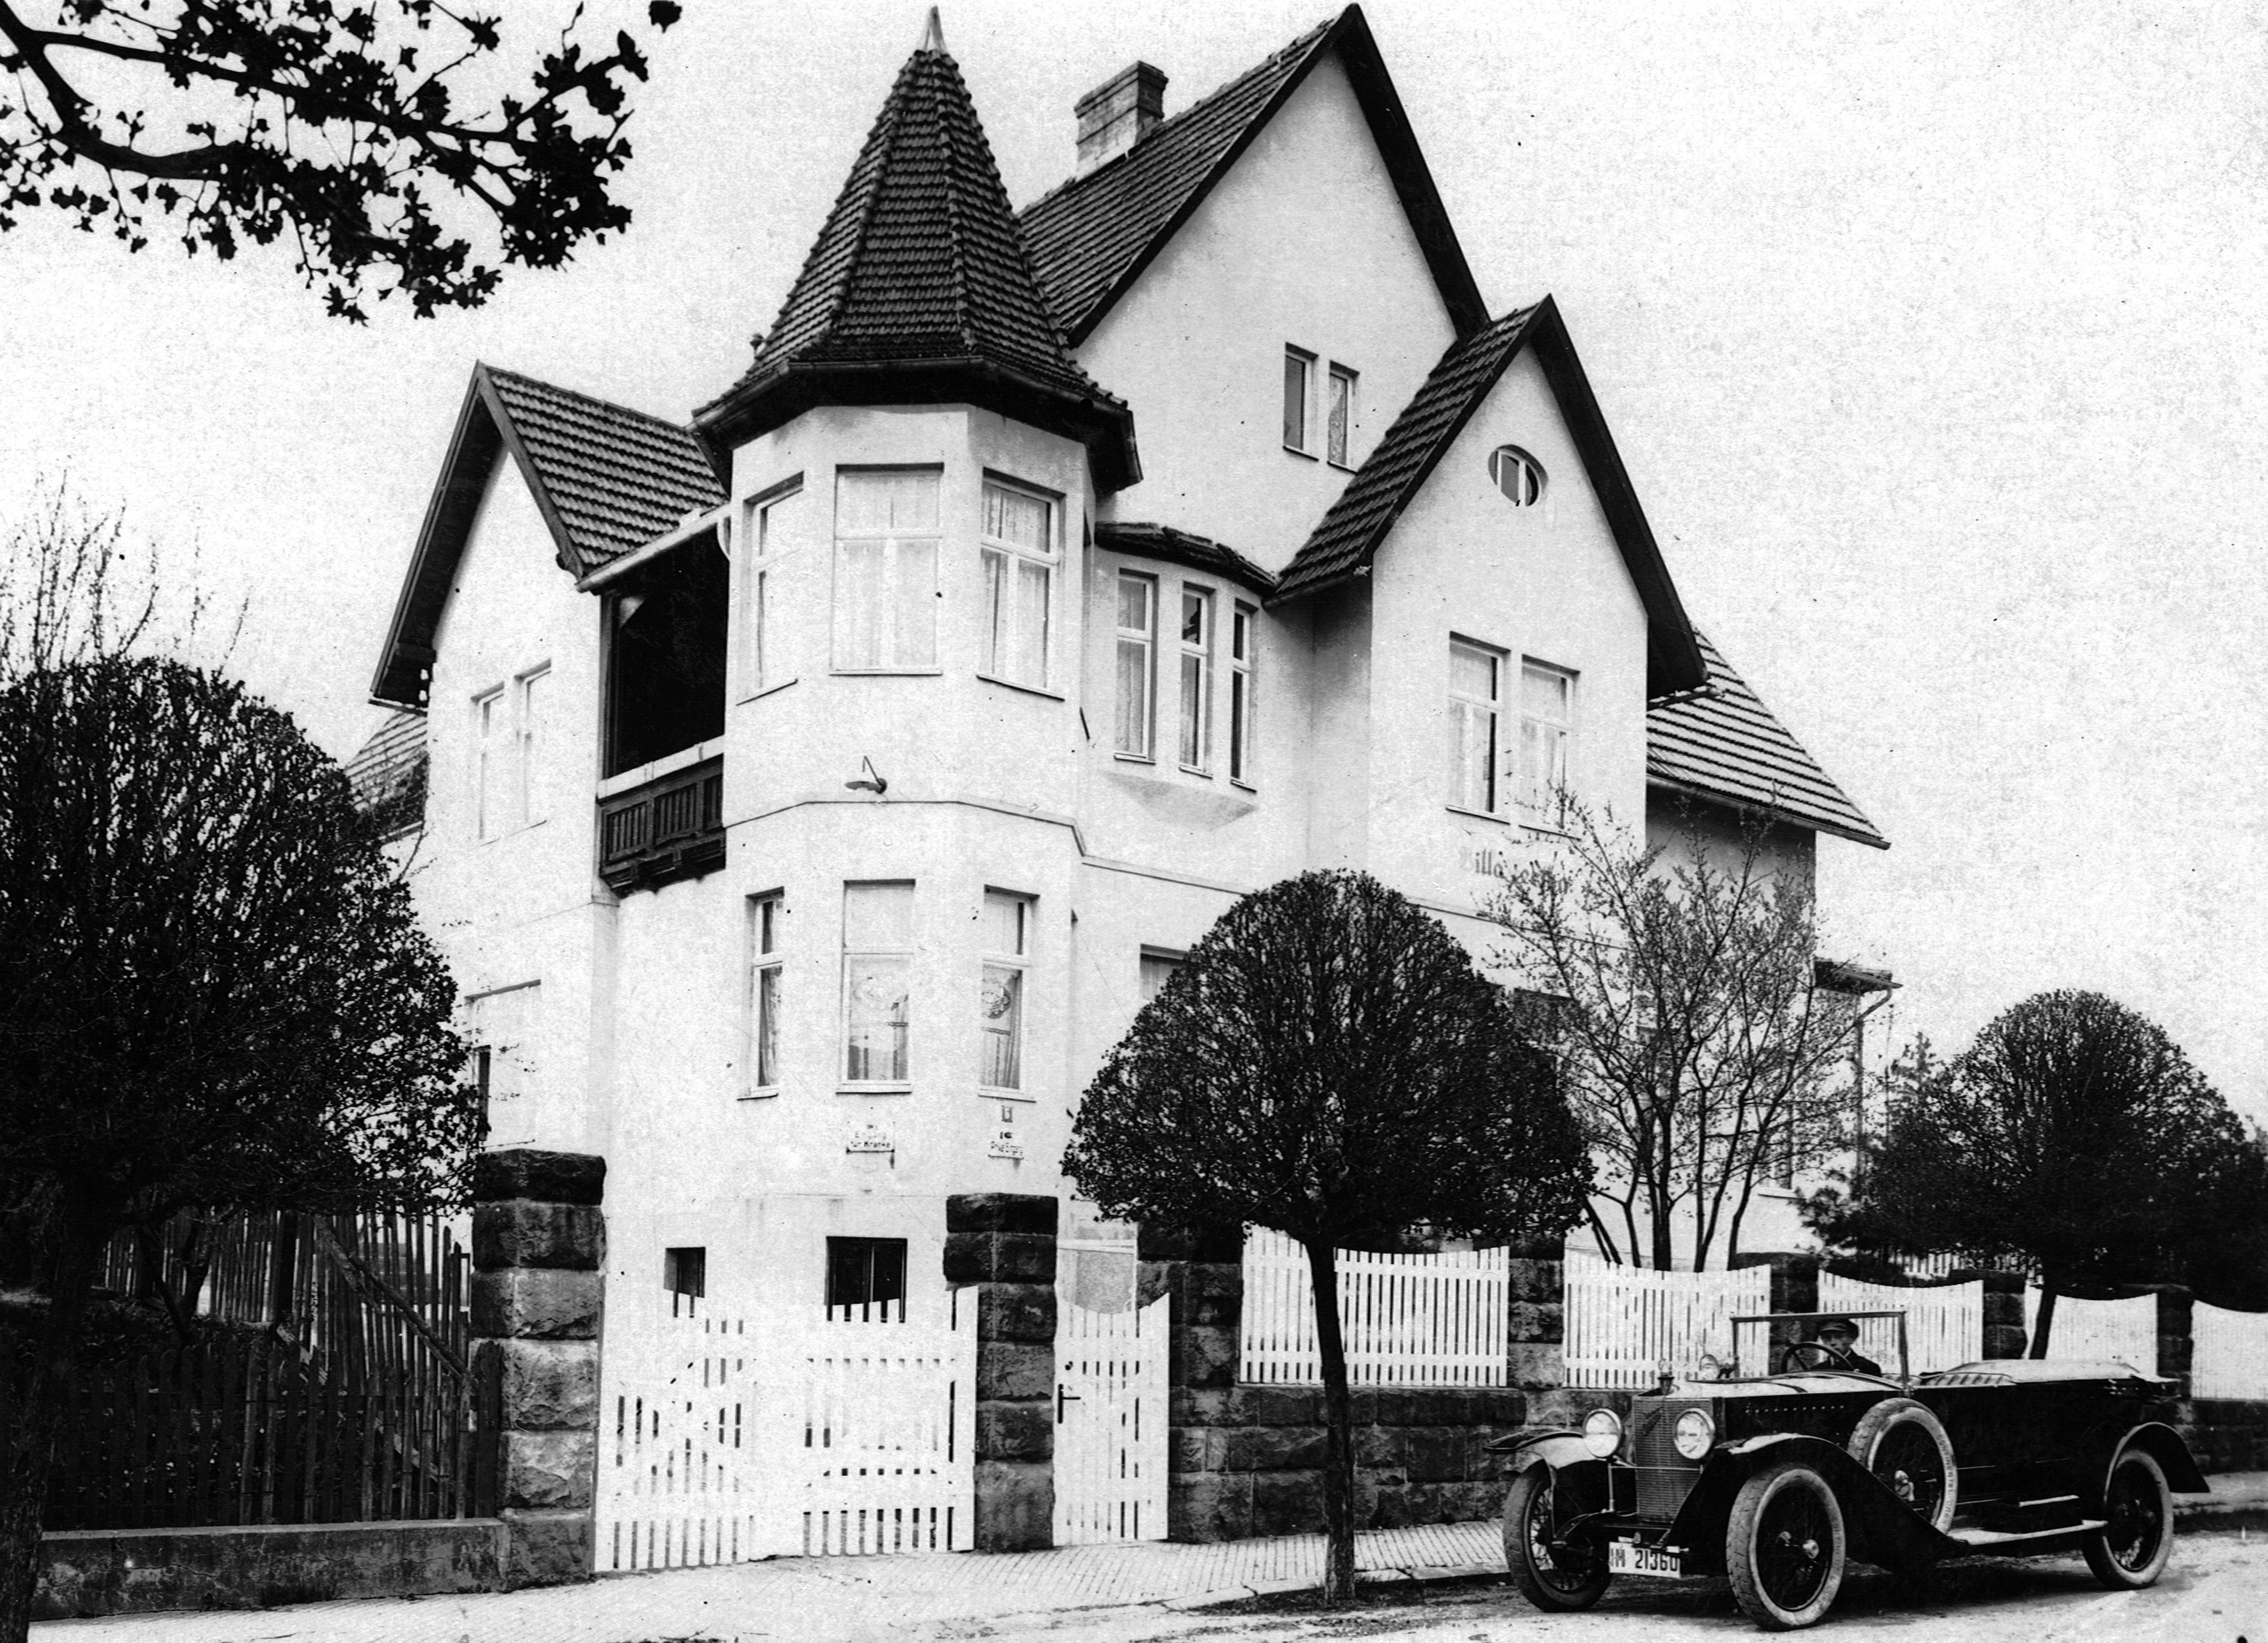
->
[1018,5,1486,346]
[1273,298,1708,701]
[371,366,721,707]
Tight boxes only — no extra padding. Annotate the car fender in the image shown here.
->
[1664,1433,1956,1575]
[2095,1421,2210,1498]
[1486,1430,1597,1473]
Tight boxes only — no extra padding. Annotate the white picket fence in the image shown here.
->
[1239,1229,1509,1387]
[1815,1274,1983,1375]
[2023,1288,2158,1370]
[2192,1304,2268,1400]
[596,1300,976,1571]
[1561,1252,1771,1388]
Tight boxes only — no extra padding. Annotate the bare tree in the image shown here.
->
[1064,870,1590,1602]
[1486,798,1874,1271]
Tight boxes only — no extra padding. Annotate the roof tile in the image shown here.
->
[1647,632,1888,848]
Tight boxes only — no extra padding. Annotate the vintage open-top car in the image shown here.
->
[1494,1310,2210,1630]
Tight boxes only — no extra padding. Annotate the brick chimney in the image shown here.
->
[1075,61,1167,175]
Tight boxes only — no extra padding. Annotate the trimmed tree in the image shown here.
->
[1062,870,1590,1602]
[1807,991,2257,1354]
[0,655,474,1639]
[1486,799,1876,1270]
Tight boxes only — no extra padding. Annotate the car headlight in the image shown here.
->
[1672,1408,1716,1461]
[1582,1408,1624,1459]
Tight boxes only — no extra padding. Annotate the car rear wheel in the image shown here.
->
[2084,1447,2173,1589]
[1845,1397,1958,1532]
[1728,1460,1846,1631]
[1503,1465,1609,1612]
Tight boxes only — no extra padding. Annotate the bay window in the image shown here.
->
[981,478,1054,687]
[1229,602,1257,784]
[1114,572,1156,757]
[979,890,1031,1092]
[1178,586,1214,773]
[842,881,913,1085]
[834,469,939,670]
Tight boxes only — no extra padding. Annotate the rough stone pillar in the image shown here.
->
[1506,1240,1570,1424]
[945,1193,1058,1551]
[470,1149,606,1589]
[1136,1219,1243,1541]
[1974,1270,2027,1358]
[2155,1286,2193,1395]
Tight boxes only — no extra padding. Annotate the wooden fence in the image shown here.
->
[2023,1288,2158,1368]
[2192,1304,2268,1399]
[14,1334,499,1531]
[1239,1230,1509,1388]
[1815,1273,1983,1375]
[1561,1253,1771,1388]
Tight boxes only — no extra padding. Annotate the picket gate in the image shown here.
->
[596,1299,976,1571]
[2023,1288,2158,1370]
[2192,1304,2268,1399]
[1053,1294,1169,1546]
[1560,1252,1771,1388]
[1239,1230,1508,1388]
[1815,1274,1984,1375]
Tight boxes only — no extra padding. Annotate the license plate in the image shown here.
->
[1608,1540,1687,1578]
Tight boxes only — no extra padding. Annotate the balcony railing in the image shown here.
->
[597,755,725,894]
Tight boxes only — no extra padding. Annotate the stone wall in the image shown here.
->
[1138,1223,1525,1543]
[944,1192,1056,1551]
[470,1148,606,1588]
[36,1521,501,1621]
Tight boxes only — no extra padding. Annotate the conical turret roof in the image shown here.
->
[696,28,1138,490]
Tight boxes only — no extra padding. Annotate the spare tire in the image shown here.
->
[1846,1397,1958,1532]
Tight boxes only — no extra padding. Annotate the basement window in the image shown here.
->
[605,531,728,777]
[664,1246,706,1315]
[826,1236,907,1322]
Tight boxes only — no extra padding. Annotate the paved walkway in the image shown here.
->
[34,1476,2268,1643]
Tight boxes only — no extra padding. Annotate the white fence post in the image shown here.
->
[1559,1253,1771,1388]
[1815,1274,1983,1375]
[1237,1230,1509,1388]
[2192,1303,2268,1400]
[2022,1288,2159,1368]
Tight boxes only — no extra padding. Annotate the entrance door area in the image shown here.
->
[1052,1293,1169,1544]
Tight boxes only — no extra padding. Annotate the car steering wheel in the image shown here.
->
[1778,1340,1842,1374]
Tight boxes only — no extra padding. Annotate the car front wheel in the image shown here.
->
[1727,1460,1847,1631]
[1503,1464,1609,1612]
[2084,1447,2173,1589]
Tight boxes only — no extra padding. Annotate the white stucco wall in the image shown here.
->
[1074,50,1462,568]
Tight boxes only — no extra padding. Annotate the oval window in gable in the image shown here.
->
[1490,445,1547,508]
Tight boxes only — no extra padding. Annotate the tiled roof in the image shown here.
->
[1020,19,1334,342]
[697,35,1130,482]
[343,707,428,840]
[1647,632,1888,849]
[1273,306,1539,604]
[1096,522,1276,593]
[484,367,722,576]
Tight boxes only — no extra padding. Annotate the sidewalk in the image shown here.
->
[34,1475,2268,1643]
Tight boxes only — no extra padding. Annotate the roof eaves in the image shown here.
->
[1646,773,1891,851]
[369,372,503,707]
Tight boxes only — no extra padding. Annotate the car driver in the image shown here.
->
[1813,1317,1883,1374]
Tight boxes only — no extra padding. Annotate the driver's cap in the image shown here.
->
[1818,1316,1860,1337]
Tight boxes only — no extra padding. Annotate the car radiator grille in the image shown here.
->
[1630,1404,1703,1520]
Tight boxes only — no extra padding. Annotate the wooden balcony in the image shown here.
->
[597,756,725,894]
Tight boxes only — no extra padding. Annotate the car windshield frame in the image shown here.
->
[1717,1309,1912,1387]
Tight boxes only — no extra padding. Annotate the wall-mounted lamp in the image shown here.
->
[845,756,889,796]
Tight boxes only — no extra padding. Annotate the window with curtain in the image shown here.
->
[750,892,784,1093]
[1519,661,1574,824]
[1283,346,1314,453]
[1447,637,1503,814]
[746,480,804,693]
[1327,363,1356,466]
[1229,602,1257,783]
[834,469,940,670]
[981,478,1054,687]
[842,881,913,1084]
[979,890,1031,1091]
[1178,586,1214,772]
[1114,572,1155,757]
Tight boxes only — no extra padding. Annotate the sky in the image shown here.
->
[3,0,2264,1114]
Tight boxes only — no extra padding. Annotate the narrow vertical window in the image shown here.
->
[842,881,913,1084]
[979,890,1031,1091]
[1447,639,1502,814]
[750,892,784,1094]
[1114,572,1156,757]
[1178,586,1214,773]
[1519,662,1575,825]
[1282,346,1314,452]
[515,666,548,827]
[835,469,940,670]
[748,481,804,693]
[1229,602,1257,784]
[473,687,504,839]
[981,478,1055,687]
[1138,949,1183,1006]
[1326,364,1356,467]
